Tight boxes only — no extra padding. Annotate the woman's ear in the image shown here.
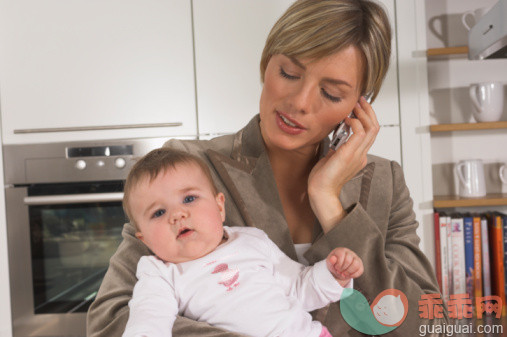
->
[216,192,226,222]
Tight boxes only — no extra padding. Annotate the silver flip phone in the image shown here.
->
[329,95,370,151]
[329,112,355,151]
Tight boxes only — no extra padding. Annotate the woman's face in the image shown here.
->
[259,46,364,155]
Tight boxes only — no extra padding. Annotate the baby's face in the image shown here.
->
[129,162,225,263]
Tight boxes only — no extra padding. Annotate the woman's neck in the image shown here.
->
[267,145,319,187]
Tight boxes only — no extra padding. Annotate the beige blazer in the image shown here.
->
[87,115,444,337]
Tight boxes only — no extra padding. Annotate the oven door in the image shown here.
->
[5,181,125,337]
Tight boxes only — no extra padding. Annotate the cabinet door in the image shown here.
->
[369,126,401,164]
[369,0,399,127]
[194,0,399,137]
[193,0,293,137]
[0,0,196,143]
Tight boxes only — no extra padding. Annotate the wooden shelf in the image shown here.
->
[427,46,468,57]
[430,121,507,132]
[434,194,507,208]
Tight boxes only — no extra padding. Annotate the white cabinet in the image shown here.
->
[0,0,196,144]
[193,0,294,136]
[370,126,401,163]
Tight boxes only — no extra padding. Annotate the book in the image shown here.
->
[446,214,453,297]
[436,212,450,302]
[502,212,507,307]
[481,216,492,297]
[451,214,466,296]
[434,211,442,292]
[472,215,482,301]
[487,213,506,315]
[463,214,474,300]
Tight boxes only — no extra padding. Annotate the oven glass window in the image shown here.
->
[29,202,125,314]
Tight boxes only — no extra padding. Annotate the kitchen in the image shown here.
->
[0,0,506,336]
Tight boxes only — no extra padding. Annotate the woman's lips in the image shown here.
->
[275,112,305,135]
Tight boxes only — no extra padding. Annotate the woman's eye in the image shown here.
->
[183,195,197,204]
[321,88,341,103]
[279,67,299,80]
[152,209,165,218]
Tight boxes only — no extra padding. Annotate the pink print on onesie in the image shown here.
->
[212,263,240,291]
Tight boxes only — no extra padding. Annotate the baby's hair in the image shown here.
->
[123,147,218,229]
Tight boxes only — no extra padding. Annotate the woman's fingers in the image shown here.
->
[341,97,379,159]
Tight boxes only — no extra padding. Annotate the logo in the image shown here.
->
[340,288,408,335]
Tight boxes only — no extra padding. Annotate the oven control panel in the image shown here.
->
[69,145,131,172]
[3,137,172,184]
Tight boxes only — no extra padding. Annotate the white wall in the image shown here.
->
[396,0,436,263]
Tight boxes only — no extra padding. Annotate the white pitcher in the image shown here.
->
[454,159,487,197]
[500,164,507,184]
[469,82,504,122]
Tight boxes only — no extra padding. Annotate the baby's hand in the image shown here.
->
[326,247,364,287]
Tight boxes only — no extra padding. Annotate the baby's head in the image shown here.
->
[123,148,226,263]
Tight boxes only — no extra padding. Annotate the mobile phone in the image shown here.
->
[329,95,371,150]
[329,111,355,150]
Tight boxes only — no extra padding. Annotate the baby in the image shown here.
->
[122,148,364,337]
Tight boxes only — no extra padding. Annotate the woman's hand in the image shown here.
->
[308,97,380,232]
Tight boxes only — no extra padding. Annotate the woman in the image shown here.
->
[87,0,445,336]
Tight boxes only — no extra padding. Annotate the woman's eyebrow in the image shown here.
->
[288,56,306,70]
[322,77,352,88]
[288,56,352,88]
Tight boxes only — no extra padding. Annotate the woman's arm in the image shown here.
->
[86,224,247,337]
[308,96,379,232]
[306,161,449,335]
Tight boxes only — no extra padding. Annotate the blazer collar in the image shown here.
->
[230,114,332,165]
[205,114,373,257]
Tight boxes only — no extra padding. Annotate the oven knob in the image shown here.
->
[75,160,87,170]
[115,157,126,169]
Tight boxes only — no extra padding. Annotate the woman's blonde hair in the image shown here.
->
[260,0,391,102]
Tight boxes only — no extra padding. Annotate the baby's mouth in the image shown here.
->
[177,227,194,239]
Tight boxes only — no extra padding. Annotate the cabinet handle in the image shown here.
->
[14,122,182,134]
[24,192,124,205]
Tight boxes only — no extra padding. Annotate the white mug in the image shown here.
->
[469,82,504,122]
[500,164,507,184]
[462,7,492,31]
[454,159,487,197]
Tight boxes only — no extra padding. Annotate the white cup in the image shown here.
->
[462,7,492,31]
[500,164,507,184]
[469,82,504,122]
[454,159,487,198]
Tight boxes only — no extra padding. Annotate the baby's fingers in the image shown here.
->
[342,258,364,278]
[338,251,355,272]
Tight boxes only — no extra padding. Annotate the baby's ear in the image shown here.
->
[216,192,226,222]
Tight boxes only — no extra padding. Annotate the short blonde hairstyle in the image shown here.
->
[123,148,218,229]
[260,0,391,102]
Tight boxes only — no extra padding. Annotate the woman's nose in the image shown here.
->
[289,83,313,113]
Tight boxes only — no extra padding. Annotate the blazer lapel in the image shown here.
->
[205,114,376,259]
[206,116,297,259]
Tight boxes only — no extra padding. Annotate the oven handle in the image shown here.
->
[23,192,124,205]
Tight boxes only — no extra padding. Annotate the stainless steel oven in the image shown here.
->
[3,137,171,337]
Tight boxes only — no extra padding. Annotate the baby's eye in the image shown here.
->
[183,195,197,204]
[152,209,165,218]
